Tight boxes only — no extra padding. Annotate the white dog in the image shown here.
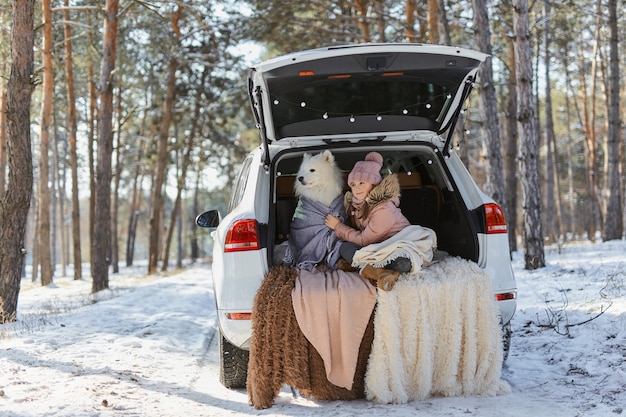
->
[294,150,344,207]
[283,150,345,270]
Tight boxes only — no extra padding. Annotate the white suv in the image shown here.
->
[196,43,517,389]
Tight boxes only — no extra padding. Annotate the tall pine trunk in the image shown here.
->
[52,125,66,276]
[560,44,578,236]
[126,139,145,267]
[161,67,204,272]
[353,0,371,41]
[514,0,544,269]
[0,89,6,196]
[87,12,97,274]
[93,0,119,293]
[190,165,201,262]
[63,0,82,280]
[0,0,35,323]
[503,35,519,252]
[111,81,123,274]
[148,6,181,274]
[405,0,417,41]
[427,0,439,42]
[37,0,54,286]
[542,0,562,244]
[603,0,622,240]
[148,55,177,275]
[578,1,603,237]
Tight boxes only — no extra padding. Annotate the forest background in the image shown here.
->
[0,0,624,323]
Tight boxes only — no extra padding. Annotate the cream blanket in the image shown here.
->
[352,225,437,273]
[292,267,377,390]
[365,255,510,404]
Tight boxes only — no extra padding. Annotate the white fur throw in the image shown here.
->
[365,255,511,404]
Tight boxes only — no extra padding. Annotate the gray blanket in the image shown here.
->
[283,195,345,270]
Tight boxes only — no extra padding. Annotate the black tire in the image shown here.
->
[218,331,249,389]
[501,321,512,362]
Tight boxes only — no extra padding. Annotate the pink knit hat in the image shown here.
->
[348,152,383,185]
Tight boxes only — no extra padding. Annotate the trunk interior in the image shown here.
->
[269,146,479,266]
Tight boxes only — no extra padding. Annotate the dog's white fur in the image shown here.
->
[294,150,344,207]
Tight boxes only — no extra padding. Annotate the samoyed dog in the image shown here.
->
[282,150,345,270]
[294,150,344,207]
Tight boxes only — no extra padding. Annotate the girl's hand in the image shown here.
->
[325,214,340,230]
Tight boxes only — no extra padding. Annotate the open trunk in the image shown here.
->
[268,145,480,266]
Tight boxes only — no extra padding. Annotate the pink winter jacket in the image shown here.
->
[333,174,410,247]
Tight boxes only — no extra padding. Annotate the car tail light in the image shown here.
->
[226,312,252,320]
[224,219,259,252]
[496,292,517,301]
[484,203,508,234]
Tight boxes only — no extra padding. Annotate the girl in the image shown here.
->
[325,152,411,290]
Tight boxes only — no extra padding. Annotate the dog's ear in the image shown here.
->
[322,149,335,164]
[302,152,311,162]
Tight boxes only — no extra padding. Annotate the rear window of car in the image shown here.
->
[267,72,455,139]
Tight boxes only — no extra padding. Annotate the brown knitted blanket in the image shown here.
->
[247,265,375,409]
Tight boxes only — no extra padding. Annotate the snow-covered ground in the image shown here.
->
[1,240,625,417]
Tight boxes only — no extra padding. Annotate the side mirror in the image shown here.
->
[195,210,220,228]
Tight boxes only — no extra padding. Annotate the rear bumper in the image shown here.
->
[218,309,252,350]
[495,297,517,325]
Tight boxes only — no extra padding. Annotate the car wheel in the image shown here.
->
[501,321,512,362]
[219,330,249,389]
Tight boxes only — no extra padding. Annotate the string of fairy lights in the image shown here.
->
[268,90,456,124]
[259,77,479,157]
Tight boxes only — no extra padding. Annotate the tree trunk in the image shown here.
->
[503,35,519,252]
[563,45,589,237]
[602,0,622,240]
[437,0,451,45]
[30,199,38,282]
[190,162,201,262]
[37,0,54,286]
[353,0,371,42]
[564,76,576,235]
[161,67,205,272]
[161,154,180,272]
[472,0,506,215]
[126,141,144,267]
[405,0,417,42]
[52,124,66,277]
[92,0,119,293]
[513,0,544,269]
[176,196,183,269]
[578,1,603,238]
[427,0,439,43]
[0,89,6,196]
[87,12,97,274]
[148,55,177,275]
[148,6,182,274]
[111,81,123,274]
[0,0,35,323]
[542,0,562,244]
[63,0,82,280]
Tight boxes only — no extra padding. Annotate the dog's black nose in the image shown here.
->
[298,176,304,184]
